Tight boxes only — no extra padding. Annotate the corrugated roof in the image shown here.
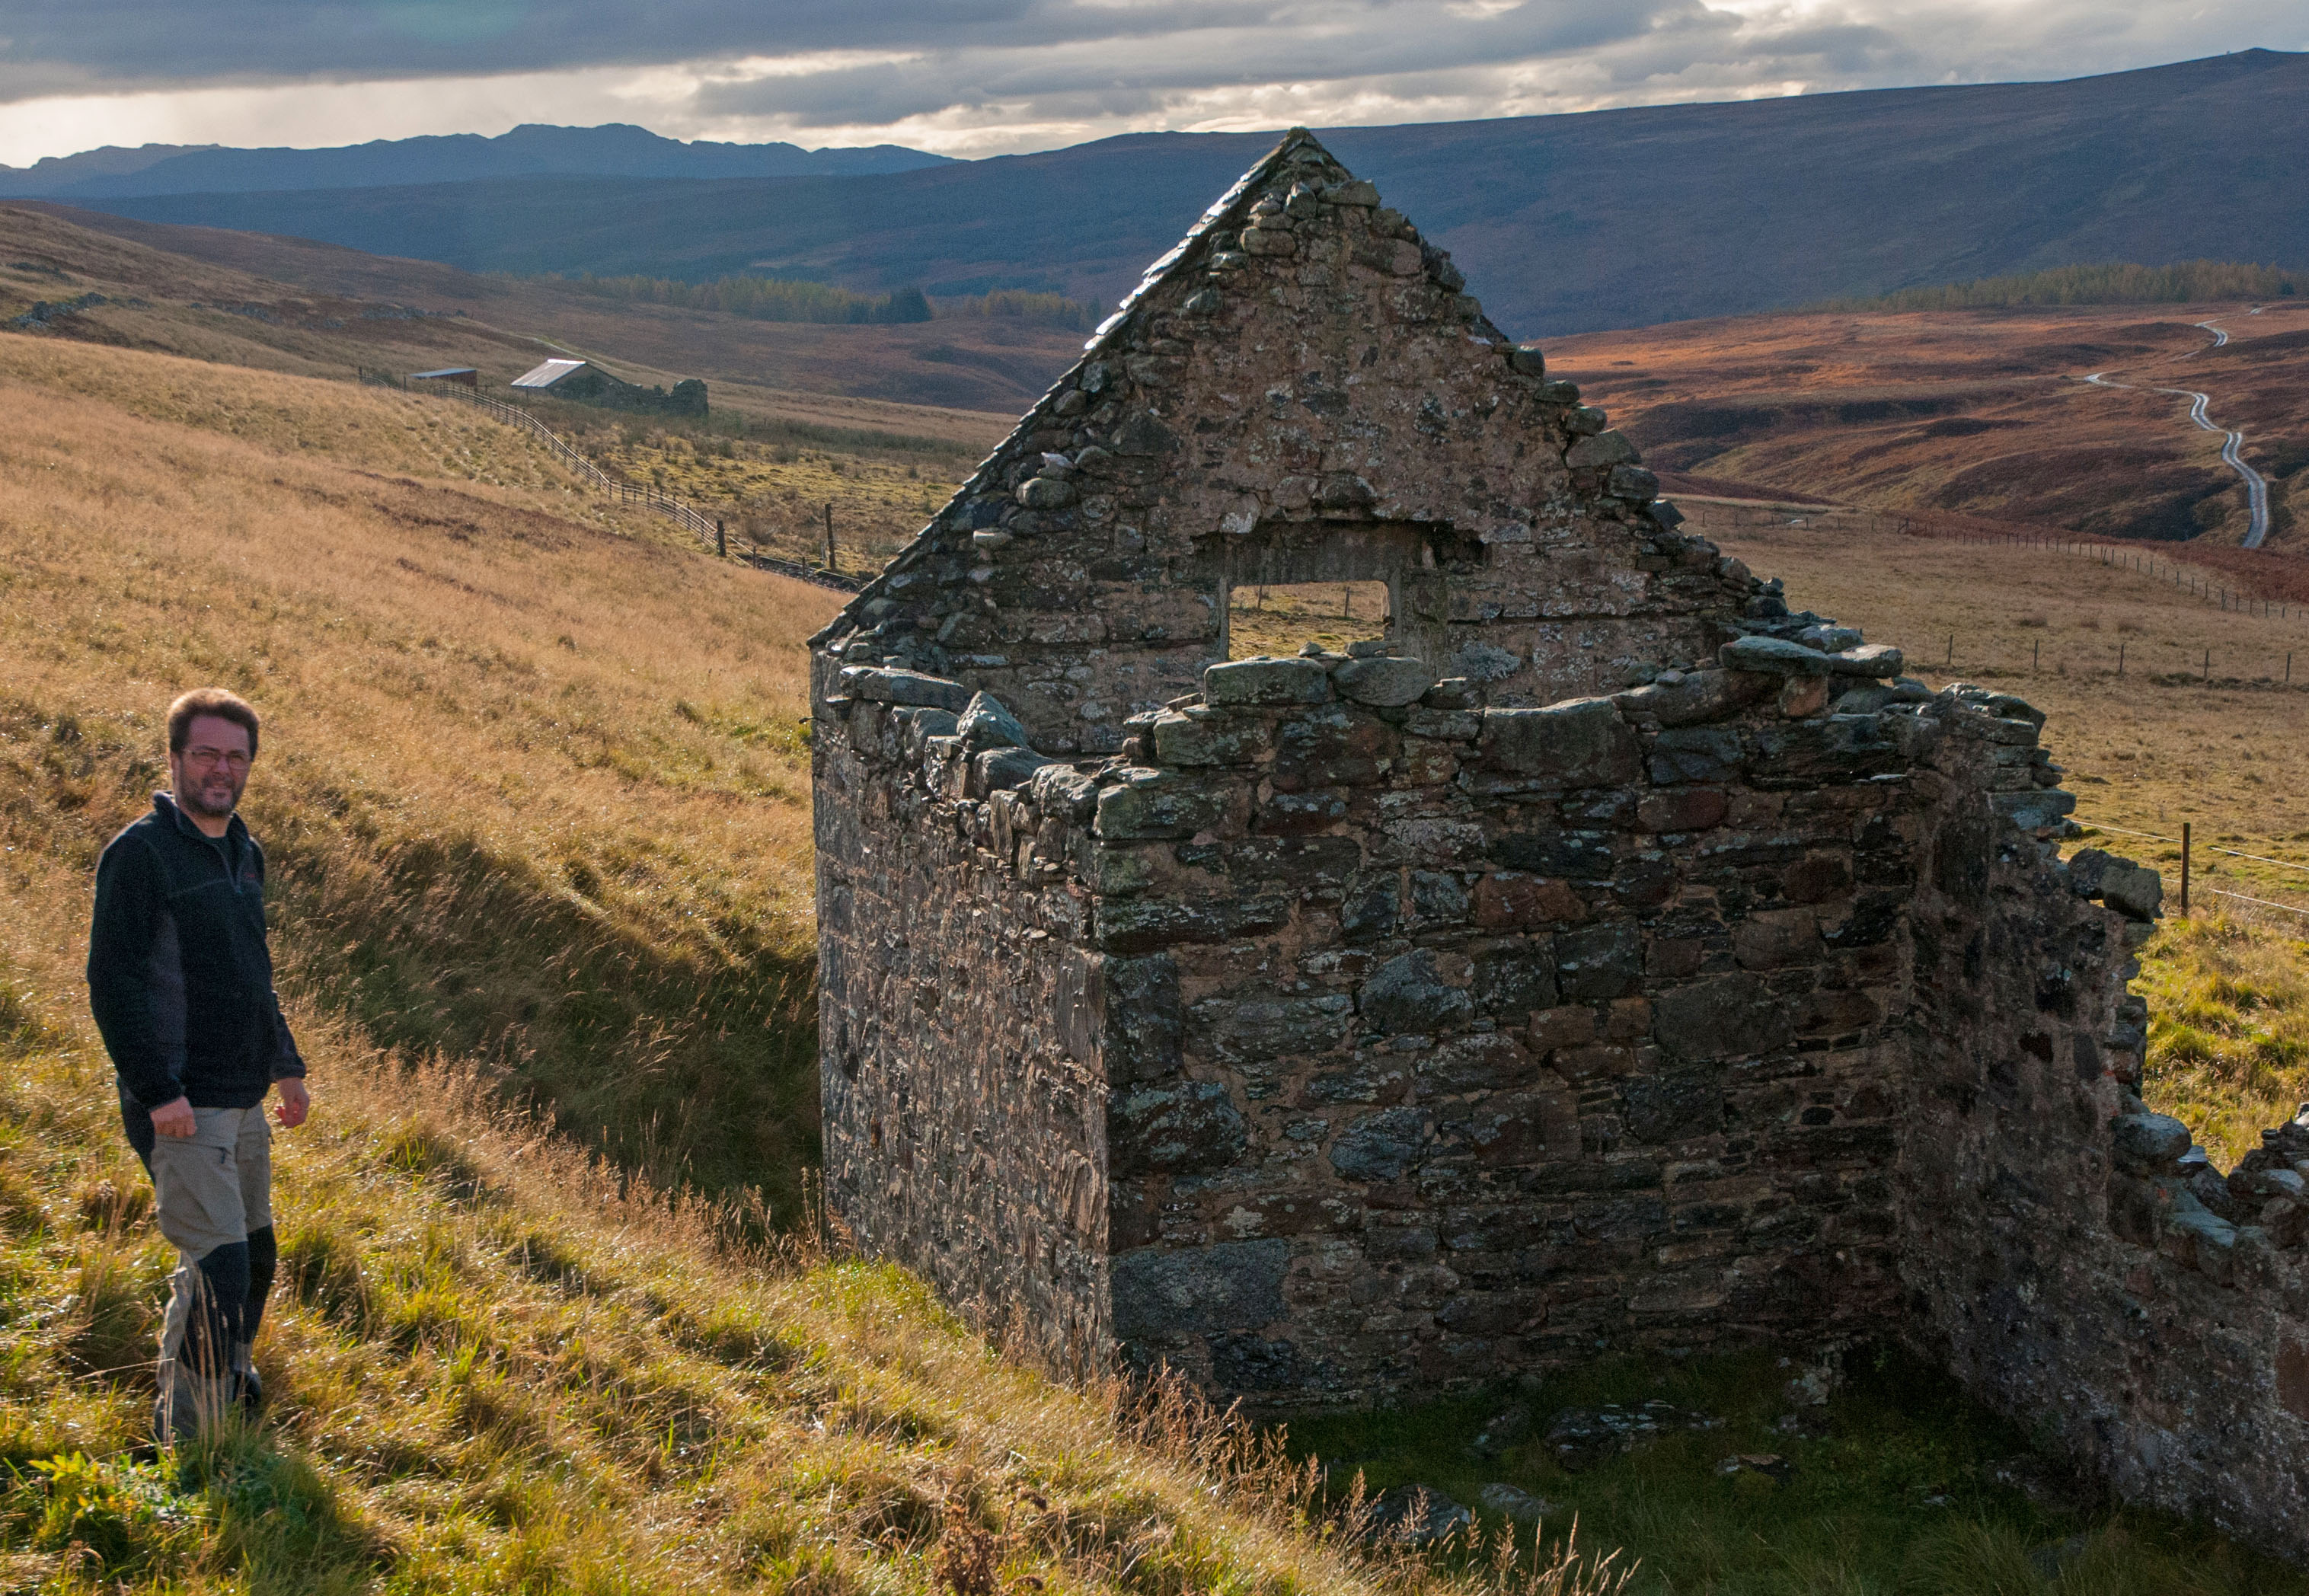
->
[410,367,476,378]
[511,358,589,388]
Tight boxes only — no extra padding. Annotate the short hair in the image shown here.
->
[166,688,260,760]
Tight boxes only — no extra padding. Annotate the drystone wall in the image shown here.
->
[813,660,1113,1358]
[1900,715,2309,1551]
[1091,641,1935,1400]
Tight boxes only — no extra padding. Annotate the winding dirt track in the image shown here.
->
[2082,320,2270,547]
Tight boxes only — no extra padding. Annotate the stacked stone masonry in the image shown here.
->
[810,130,2309,1555]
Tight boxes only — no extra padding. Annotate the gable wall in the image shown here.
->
[813,134,1721,756]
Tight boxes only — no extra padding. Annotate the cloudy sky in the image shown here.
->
[0,0,2300,167]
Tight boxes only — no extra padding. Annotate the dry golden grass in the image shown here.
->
[522,407,972,574]
[1228,582,1394,659]
[0,332,845,1206]
[0,828,1630,1595]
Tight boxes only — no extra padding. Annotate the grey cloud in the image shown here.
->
[0,0,1321,94]
[694,2,1687,125]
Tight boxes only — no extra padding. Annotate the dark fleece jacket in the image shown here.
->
[88,793,304,1125]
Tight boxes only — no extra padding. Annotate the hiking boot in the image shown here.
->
[153,1363,235,1446]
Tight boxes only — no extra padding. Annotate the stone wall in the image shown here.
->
[814,662,1113,1359]
[809,127,1724,757]
[1092,643,1934,1401]
[1900,709,2309,1552]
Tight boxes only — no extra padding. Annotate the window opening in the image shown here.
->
[1228,581,1393,659]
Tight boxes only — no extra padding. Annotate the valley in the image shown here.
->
[1553,299,2309,550]
[5,152,2309,1591]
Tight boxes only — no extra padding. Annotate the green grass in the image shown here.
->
[2137,911,2309,1167]
[0,953,1506,1596]
[1289,1348,2306,1595]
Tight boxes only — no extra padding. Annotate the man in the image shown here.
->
[88,688,310,1443]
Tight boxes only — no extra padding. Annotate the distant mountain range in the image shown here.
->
[0,123,952,199]
[23,49,2309,336]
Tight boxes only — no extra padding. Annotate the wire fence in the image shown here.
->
[1924,527,2301,624]
[356,367,867,594]
[2073,815,2309,920]
[1902,631,2304,688]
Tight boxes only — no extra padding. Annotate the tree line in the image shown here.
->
[1818,260,2304,313]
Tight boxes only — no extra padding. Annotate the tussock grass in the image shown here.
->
[0,853,1620,1593]
[0,332,842,1208]
[2138,911,2309,1167]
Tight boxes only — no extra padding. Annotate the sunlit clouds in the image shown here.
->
[0,0,2299,166]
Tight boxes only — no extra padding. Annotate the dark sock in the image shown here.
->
[187,1241,251,1381]
[244,1226,277,1342]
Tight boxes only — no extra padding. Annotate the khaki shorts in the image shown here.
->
[150,1105,273,1259]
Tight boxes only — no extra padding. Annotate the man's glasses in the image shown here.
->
[182,747,252,771]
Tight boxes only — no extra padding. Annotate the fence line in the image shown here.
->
[2072,814,2309,918]
[1921,526,2299,625]
[2080,819,2309,883]
[1682,499,2301,632]
[356,368,866,594]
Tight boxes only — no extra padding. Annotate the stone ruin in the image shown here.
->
[808,130,2309,1554]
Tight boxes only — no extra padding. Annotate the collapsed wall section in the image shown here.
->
[1902,710,2309,1554]
[814,664,1113,1358]
[1086,640,1932,1403]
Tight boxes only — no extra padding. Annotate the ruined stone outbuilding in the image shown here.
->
[808,131,2309,1556]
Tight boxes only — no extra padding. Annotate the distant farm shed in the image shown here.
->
[409,366,477,388]
[512,356,707,417]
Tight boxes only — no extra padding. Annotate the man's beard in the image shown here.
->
[178,774,243,819]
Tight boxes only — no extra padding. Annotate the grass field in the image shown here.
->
[0,331,844,1211]
[0,915,1524,1596]
[0,324,1611,1596]
[8,279,2309,1589]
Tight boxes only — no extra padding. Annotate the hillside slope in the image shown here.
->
[54,49,2309,336]
[0,333,847,1206]
[2,203,1068,420]
[1551,298,2309,547]
[0,894,1458,1594]
[0,123,949,199]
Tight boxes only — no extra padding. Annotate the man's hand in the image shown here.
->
[150,1096,196,1138]
[273,1077,310,1129]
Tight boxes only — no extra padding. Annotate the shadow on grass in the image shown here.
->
[0,697,821,1226]
[1283,1344,2309,1596]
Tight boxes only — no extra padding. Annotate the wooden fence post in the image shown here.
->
[2181,822,2192,915]
[717,519,726,558]
[824,503,837,573]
